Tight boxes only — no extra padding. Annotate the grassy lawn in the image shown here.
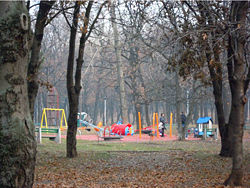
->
[34,138,250,187]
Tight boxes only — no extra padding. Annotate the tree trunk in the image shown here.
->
[224,1,249,186]
[66,1,95,158]
[135,103,141,129]
[196,1,232,157]
[200,100,203,117]
[82,85,88,113]
[225,80,246,185]
[137,64,151,126]
[110,3,128,123]
[67,95,78,157]
[175,72,183,140]
[0,2,36,187]
[128,106,131,123]
[110,95,114,123]
[144,102,151,126]
[93,81,101,125]
[66,2,80,158]
[27,1,55,119]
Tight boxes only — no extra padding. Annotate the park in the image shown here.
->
[34,108,250,187]
[0,1,249,187]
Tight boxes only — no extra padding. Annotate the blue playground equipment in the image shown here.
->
[194,117,214,138]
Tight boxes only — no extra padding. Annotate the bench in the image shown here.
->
[101,136,122,141]
[35,128,61,144]
[204,128,218,140]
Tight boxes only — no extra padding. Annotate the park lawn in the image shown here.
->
[34,139,250,187]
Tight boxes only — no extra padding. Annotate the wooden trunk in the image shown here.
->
[0,2,36,187]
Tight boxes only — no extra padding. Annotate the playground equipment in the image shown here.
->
[194,117,218,140]
[169,112,173,137]
[138,112,160,139]
[40,108,67,129]
[36,107,66,144]
[111,123,134,136]
[77,112,92,134]
[138,112,174,139]
[152,112,159,139]
[81,120,123,140]
[35,127,61,144]
[77,112,122,140]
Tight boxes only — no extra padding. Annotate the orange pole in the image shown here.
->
[170,112,173,137]
[156,113,159,138]
[138,112,142,139]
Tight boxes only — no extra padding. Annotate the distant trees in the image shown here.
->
[0,1,36,187]
[1,1,245,185]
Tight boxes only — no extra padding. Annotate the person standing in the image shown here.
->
[181,112,187,138]
[160,113,167,137]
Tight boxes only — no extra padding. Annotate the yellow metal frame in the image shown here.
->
[40,108,68,128]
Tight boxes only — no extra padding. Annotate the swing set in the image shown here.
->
[40,108,67,128]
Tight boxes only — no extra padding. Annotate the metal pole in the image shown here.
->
[139,112,142,139]
[170,112,173,138]
[187,90,189,115]
[104,97,107,126]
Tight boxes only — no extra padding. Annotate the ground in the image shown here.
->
[34,134,250,188]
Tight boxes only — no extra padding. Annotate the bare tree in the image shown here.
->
[28,1,56,118]
[66,1,106,157]
[110,1,128,123]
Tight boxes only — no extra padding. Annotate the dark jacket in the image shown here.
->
[181,114,186,124]
[160,116,166,129]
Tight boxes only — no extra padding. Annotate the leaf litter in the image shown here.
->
[34,140,250,188]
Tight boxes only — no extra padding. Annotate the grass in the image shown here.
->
[35,138,250,187]
[38,138,223,153]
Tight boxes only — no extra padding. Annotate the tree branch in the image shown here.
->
[61,2,74,29]
[85,1,108,41]
[45,5,75,27]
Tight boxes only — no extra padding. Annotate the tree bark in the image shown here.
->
[93,81,101,125]
[224,1,249,186]
[66,1,98,158]
[138,65,151,126]
[175,72,183,140]
[110,3,128,124]
[66,2,80,158]
[0,2,36,187]
[27,1,55,119]
[135,103,141,129]
[197,1,231,157]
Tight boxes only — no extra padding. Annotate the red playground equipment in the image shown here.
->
[111,124,134,136]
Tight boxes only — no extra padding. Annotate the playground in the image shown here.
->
[61,134,200,142]
[33,107,250,187]
[36,107,213,143]
[34,138,250,187]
